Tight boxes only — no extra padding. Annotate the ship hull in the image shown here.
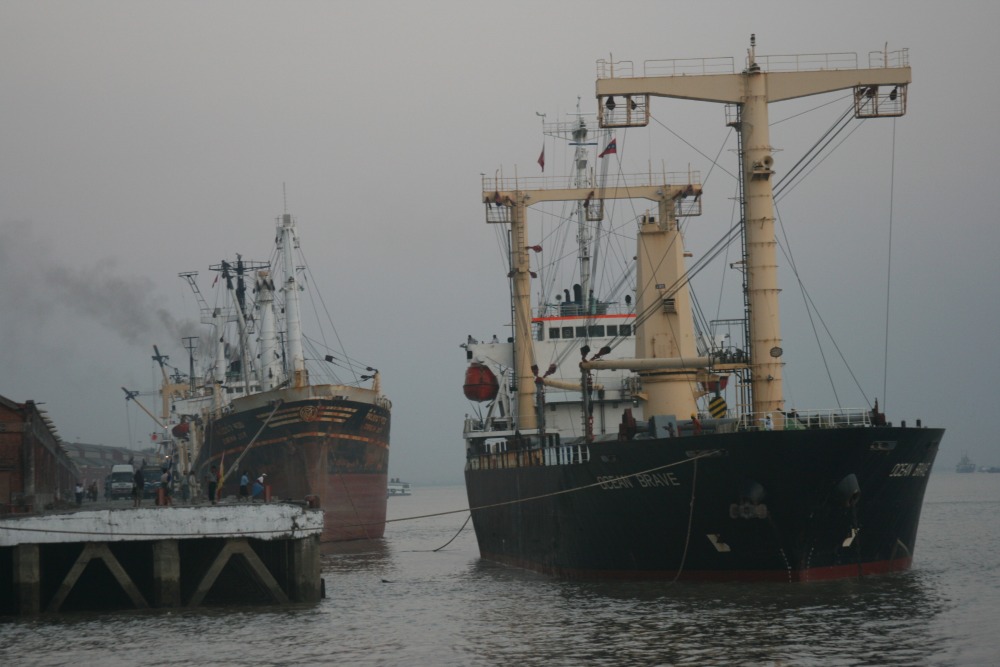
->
[465,426,941,581]
[197,392,391,542]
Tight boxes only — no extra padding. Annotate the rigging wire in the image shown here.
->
[776,118,869,206]
[774,201,843,410]
[773,107,853,199]
[296,245,361,384]
[770,92,854,127]
[649,114,738,182]
[772,110,890,411]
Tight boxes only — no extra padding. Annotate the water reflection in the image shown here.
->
[453,558,952,667]
[3,481,993,667]
[322,537,393,574]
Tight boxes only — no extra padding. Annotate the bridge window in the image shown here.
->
[549,328,561,339]
[562,327,574,339]
[607,325,618,336]
[588,325,605,337]
[575,326,586,338]
[619,324,632,337]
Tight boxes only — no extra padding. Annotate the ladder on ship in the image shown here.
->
[726,104,755,419]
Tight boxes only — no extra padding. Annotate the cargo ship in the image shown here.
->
[462,37,942,581]
[151,212,391,542]
[956,454,976,473]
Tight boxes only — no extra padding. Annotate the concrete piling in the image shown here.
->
[0,503,324,615]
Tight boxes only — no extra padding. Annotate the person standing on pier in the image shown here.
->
[187,469,198,503]
[160,469,173,506]
[74,481,84,506]
[132,467,144,508]
[207,466,219,504]
[251,474,266,503]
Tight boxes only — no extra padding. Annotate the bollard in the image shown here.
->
[264,485,272,503]
[157,487,165,506]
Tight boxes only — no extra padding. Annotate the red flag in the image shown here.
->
[599,138,617,158]
[537,144,545,172]
[212,274,219,287]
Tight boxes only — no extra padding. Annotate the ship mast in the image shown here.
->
[484,178,703,432]
[278,213,309,388]
[595,36,910,424]
[540,101,611,315]
[256,270,280,391]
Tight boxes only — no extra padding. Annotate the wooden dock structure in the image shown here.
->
[0,503,324,614]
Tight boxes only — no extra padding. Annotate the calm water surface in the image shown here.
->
[2,473,998,666]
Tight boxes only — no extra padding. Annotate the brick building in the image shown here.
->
[0,394,79,513]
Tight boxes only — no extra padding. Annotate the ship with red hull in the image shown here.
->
[201,388,390,542]
[462,39,942,581]
[143,211,391,542]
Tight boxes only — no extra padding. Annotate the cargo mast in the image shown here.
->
[595,36,910,423]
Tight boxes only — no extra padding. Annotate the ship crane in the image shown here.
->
[483,176,705,431]
[122,386,169,459]
[594,35,910,423]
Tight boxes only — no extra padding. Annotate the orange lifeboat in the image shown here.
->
[464,363,499,402]
[171,421,190,439]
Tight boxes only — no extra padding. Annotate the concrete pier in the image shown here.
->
[0,504,323,614]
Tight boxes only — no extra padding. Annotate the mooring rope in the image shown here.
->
[432,513,472,552]
[365,449,721,529]
[670,457,698,583]
[221,399,284,482]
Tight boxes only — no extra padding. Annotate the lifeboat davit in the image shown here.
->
[464,363,499,402]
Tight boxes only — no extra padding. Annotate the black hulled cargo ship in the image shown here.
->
[462,38,942,581]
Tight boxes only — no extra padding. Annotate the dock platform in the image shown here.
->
[0,503,324,614]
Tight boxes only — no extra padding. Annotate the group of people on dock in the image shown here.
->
[73,480,99,506]
[204,466,269,504]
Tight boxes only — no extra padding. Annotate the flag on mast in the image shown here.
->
[599,137,617,157]
[537,144,545,172]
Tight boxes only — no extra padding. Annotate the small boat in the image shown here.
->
[956,454,976,473]
[462,37,943,582]
[387,478,411,497]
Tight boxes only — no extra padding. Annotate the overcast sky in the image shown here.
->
[2,1,997,483]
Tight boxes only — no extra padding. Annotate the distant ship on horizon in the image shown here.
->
[956,454,976,473]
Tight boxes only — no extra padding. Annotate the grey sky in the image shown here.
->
[2,1,997,483]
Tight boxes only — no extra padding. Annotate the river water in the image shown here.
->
[2,472,998,666]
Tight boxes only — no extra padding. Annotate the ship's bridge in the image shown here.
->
[533,312,635,343]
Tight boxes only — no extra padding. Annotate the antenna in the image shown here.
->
[283,182,287,214]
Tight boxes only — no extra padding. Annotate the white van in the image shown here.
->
[109,464,135,500]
